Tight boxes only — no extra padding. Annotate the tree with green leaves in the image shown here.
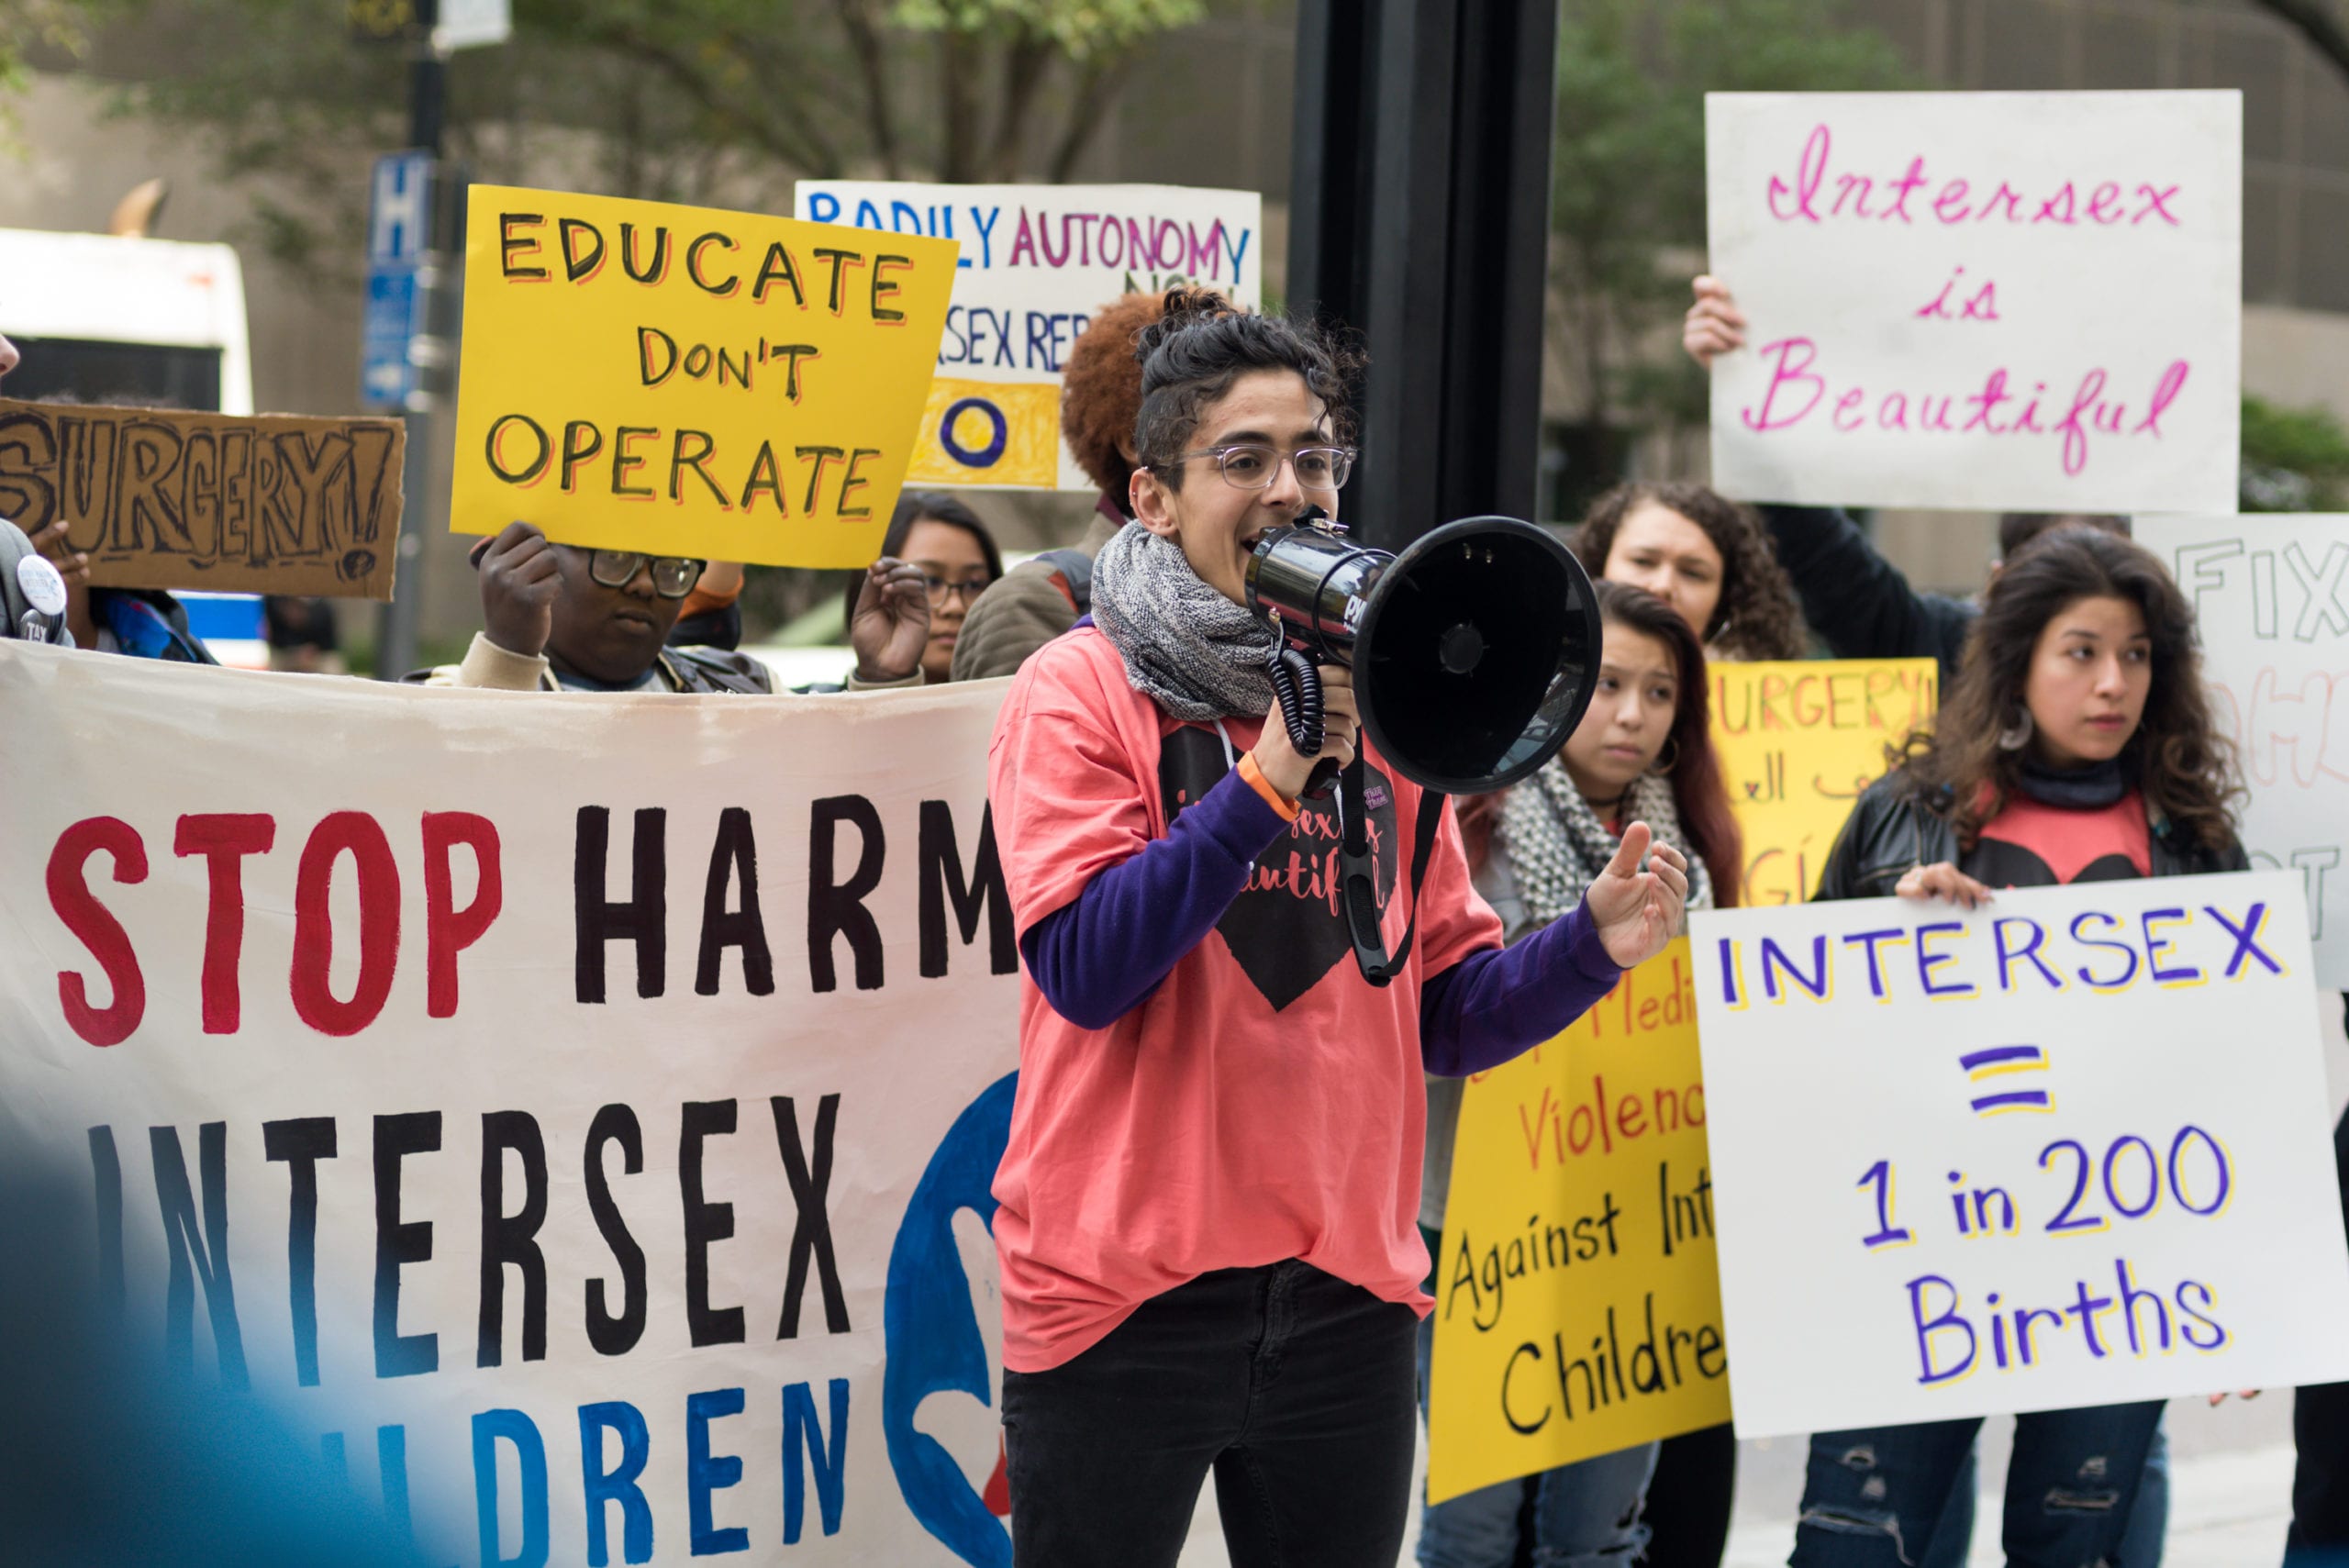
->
[69,0,1211,274]
[1544,0,1913,503]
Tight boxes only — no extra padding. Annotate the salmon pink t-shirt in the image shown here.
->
[987,628,1505,1373]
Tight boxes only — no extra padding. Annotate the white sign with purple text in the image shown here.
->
[1706,91,2241,515]
[2142,513,2349,987]
[1691,873,2349,1438]
[796,181,1262,492]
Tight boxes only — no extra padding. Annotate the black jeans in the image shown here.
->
[1003,1260,1420,1568]
[2288,1106,2349,1562]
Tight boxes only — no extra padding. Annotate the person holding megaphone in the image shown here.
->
[985,288,1687,1567]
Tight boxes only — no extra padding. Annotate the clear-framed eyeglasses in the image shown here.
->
[586,550,705,599]
[1161,444,1355,492]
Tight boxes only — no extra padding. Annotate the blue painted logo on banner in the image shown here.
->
[883,1071,1017,1566]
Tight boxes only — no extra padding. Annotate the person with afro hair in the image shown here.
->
[947,288,1166,680]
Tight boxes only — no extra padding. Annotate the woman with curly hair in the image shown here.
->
[1571,480,1809,663]
[948,288,1168,680]
[1793,525,2243,1568]
[1565,477,1805,1566]
[1418,580,1741,1568]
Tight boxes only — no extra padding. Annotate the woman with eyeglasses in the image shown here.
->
[414,519,931,693]
[985,288,1687,1566]
[846,493,1005,684]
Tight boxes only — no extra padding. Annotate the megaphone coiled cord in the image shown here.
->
[1266,645,1324,758]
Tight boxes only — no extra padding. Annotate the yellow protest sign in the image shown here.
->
[451,185,959,568]
[1710,659,1938,905]
[1429,942,1729,1503]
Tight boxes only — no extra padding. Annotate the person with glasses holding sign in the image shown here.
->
[986,289,1687,1567]
[842,493,1004,684]
[414,519,931,694]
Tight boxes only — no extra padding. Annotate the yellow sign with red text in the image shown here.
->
[1428,942,1729,1501]
[1710,659,1938,905]
[451,184,959,567]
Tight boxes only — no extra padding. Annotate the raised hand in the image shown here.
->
[1684,275,1747,369]
[477,520,561,657]
[1586,821,1690,969]
[851,557,930,683]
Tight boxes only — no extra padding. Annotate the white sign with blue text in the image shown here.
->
[1691,873,2349,1438]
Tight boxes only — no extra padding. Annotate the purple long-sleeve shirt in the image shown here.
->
[1018,765,1622,1073]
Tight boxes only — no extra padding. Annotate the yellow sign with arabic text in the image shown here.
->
[452,184,959,567]
[1710,659,1938,905]
[1429,943,1728,1501]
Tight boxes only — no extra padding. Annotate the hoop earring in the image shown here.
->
[1997,707,2034,751]
[1652,736,1681,775]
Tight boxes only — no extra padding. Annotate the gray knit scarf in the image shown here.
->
[1497,761,1714,928]
[1090,521,1278,720]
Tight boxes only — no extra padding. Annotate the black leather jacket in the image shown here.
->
[1815,769,2249,902]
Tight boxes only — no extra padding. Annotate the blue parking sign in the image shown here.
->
[359,150,432,410]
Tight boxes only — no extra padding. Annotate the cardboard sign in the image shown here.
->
[2140,514,2349,985]
[452,185,959,569]
[0,645,1028,1565]
[795,182,1263,491]
[1690,873,2349,1438]
[1429,942,1731,1502]
[1707,92,2241,514]
[1711,659,1938,906]
[0,397,403,598]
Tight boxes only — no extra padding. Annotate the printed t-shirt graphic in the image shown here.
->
[1963,790,2151,888]
[1156,725,1398,1012]
[986,628,1502,1373]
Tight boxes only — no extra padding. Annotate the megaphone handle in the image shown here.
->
[1266,646,1326,761]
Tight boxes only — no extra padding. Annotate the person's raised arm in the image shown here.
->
[1419,825,1688,1076]
[1685,275,1973,673]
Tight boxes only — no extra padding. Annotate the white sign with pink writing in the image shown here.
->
[2141,513,2349,986]
[1706,91,2241,514]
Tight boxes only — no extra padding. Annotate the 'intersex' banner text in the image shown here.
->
[1691,873,2349,1438]
[2139,513,2349,987]
[1428,941,1728,1502]
[452,185,959,568]
[0,644,1028,1567]
[796,181,1263,491]
[1707,91,2241,515]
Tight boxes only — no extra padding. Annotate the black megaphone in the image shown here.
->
[1243,510,1603,985]
[1245,511,1603,795]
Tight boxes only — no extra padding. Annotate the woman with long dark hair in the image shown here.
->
[1793,526,2243,1568]
[844,491,1004,683]
[1421,580,1741,1566]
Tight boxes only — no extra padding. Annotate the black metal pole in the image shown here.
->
[1289,0,1558,553]
[375,0,445,680]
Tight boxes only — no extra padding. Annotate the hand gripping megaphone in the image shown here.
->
[1244,508,1604,984]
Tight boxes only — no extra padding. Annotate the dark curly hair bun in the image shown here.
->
[1128,295,1364,490]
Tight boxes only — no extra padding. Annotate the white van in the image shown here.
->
[0,228,268,663]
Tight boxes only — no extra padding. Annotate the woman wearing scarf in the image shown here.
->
[1791,526,2244,1568]
[985,290,1689,1568]
[1417,580,1742,1567]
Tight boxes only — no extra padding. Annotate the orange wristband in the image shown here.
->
[1238,752,1301,821]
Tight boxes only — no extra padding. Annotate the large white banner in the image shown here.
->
[796,181,1263,492]
[1691,873,2349,1438]
[0,645,1025,1566]
[1707,91,2241,515]
[2142,513,2349,987]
